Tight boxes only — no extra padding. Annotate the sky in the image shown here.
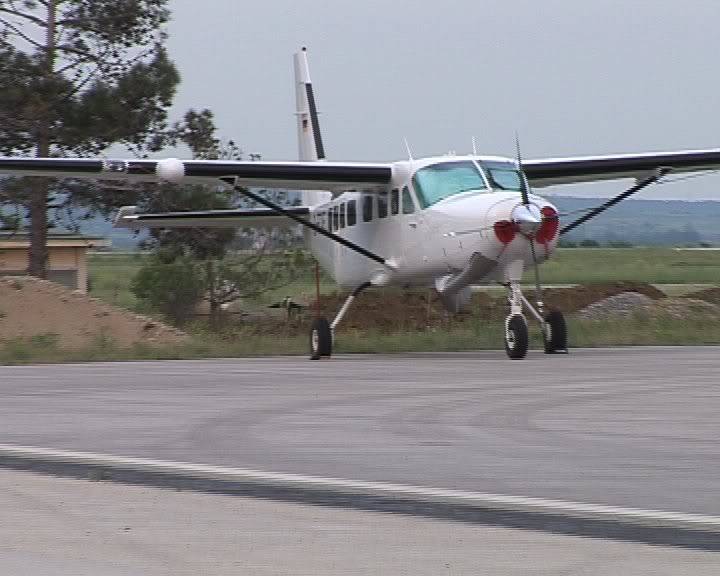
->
[162,0,720,200]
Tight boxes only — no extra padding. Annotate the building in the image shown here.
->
[0,233,110,293]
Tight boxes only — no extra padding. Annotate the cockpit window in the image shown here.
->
[482,162,525,191]
[412,161,486,208]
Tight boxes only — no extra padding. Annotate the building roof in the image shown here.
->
[0,232,110,249]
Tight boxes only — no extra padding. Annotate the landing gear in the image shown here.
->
[308,282,371,360]
[505,314,529,359]
[503,281,567,359]
[309,317,332,360]
[543,310,567,354]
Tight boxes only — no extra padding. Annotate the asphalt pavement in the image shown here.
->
[0,347,718,516]
[2,468,718,576]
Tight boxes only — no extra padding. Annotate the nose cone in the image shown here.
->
[512,203,542,235]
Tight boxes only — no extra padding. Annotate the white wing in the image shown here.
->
[524,149,720,187]
[0,157,393,192]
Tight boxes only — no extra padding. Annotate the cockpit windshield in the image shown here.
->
[481,162,525,191]
[412,161,487,208]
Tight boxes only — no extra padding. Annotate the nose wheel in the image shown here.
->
[503,281,567,359]
[505,314,529,359]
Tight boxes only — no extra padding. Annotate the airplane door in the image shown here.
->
[397,186,427,268]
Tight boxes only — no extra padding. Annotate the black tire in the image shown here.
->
[309,317,332,360]
[505,314,529,359]
[543,310,567,354]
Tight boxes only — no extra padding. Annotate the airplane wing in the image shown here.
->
[524,148,720,187]
[0,157,393,192]
[114,205,309,229]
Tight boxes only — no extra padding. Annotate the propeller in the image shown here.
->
[514,134,545,315]
[516,133,530,206]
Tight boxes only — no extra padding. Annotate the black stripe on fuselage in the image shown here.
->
[305,83,326,160]
[524,151,720,180]
[185,163,391,183]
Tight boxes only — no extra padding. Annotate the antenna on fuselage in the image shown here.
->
[403,137,414,161]
[471,136,478,155]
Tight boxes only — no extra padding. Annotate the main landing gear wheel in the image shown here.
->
[505,314,529,360]
[309,317,332,360]
[543,310,567,354]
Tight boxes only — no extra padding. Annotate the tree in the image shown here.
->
[133,109,308,329]
[130,250,205,326]
[0,0,179,277]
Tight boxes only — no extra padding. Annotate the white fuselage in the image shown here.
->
[305,155,559,290]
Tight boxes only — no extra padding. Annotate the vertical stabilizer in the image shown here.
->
[294,47,326,161]
[294,48,332,207]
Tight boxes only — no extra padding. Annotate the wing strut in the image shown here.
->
[559,167,671,236]
[222,178,394,269]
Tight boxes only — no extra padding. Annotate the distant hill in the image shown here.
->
[549,197,720,246]
[75,196,720,250]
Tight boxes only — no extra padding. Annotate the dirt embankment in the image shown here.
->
[684,287,720,306]
[542,281,666,313]
[291,281,671,334]
[0,276,188,348]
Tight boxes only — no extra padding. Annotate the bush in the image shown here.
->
[130,255,205,326]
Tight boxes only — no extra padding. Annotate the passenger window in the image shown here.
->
[377,191,388,218]
[339,203,346,228]
[402,186,415,214]
[347,199,357,226]
[332,206,339,231]
[363,196,373,222]
[391,188,399,215]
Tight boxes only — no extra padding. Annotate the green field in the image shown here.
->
[539,248,720,285]
[88,252,149,309]
[88,248,720,312]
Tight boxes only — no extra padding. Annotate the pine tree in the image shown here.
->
[0,0,180,276]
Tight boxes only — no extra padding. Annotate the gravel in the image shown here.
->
[578,292,655,320]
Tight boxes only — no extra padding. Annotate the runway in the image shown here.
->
[3,467,719,576]
[0,347,718,519]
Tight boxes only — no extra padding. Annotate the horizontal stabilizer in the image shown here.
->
[114,206,310,229]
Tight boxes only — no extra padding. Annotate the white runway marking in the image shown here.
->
[1,443,719,534]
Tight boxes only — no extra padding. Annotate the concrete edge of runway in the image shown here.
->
[2,443,720,551]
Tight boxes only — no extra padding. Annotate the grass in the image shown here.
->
[89,248,720,312]
[2,311,718,364]
[88,252,148,309]
[18,248,698,365]
[0,332,307,365]
[541,247,720,284]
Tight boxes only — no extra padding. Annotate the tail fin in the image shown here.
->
[294,47,332,207]
[294,47,326,162]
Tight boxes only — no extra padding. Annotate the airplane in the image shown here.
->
[2,47,720,360]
